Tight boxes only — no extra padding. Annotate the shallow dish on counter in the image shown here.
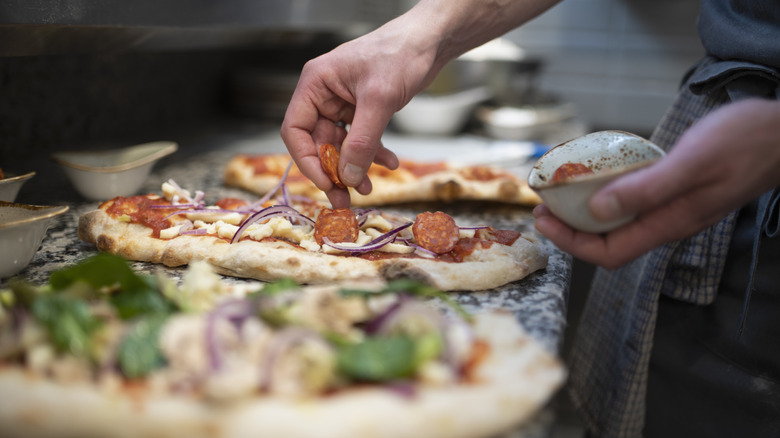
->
[392,87,491,136]
[528,130,666,233]
[0,201,69,278]
[52,141,177,201]
[476,103,577,141]
[0,171,35,202]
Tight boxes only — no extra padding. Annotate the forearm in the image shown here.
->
[395,0,562,73]
[280,0,562,208]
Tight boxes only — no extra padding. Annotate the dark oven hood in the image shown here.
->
[0,0,404,56]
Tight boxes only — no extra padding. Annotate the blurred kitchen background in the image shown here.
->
[0,0,704,159]
[0,1,703,436]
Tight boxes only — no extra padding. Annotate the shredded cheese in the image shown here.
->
[160,224,184,239]
[361,214,393,230]
[186,207,243,226]
[459,228,476,239]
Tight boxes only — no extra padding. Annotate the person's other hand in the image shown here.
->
[534,98,780,269]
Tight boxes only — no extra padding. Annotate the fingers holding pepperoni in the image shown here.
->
[314,208,359,245]
[319,143,346,189]
[412,211,460,254]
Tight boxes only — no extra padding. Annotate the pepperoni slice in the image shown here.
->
[551,162,594,183]
[412,211,460,254]
[314,208,359,245]
[319,143,346,188]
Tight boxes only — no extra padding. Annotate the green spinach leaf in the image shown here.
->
[336,335,418,382]
[49,253,150,294]
[117,313,168,379]
[31,295,102,356]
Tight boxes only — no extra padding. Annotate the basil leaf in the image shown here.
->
[6,277,48,308]
[31,295,102,356]
[414,332,443,365]
[258,278,300,295]
[117,313,168,379]
[110,286,176,320]
[336,335,417,382]
[341,279,471,321]
[49,253,150,295]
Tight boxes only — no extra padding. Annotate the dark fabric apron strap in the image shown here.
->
[689,59,780,99]
[690,59,780,339]
[738,187,780,337]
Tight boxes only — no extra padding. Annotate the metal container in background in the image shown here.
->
[426,38,544,106]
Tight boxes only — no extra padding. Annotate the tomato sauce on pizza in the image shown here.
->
[103,195,174,238]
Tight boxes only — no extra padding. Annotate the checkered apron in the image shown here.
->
[566,56,780,437]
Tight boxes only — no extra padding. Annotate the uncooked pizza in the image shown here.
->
[78,174,548,291]
[223,148,541,206]
[0,255,565,438]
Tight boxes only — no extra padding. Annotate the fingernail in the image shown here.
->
[341,163,364,186]
[592,193,622,221]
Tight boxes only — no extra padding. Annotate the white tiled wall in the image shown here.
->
[504,0,705,135]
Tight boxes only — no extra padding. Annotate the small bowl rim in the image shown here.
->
[528,130,665,191]
[51,141,178,173]
[0,171,36,185]
[529,158,661,191]
[0,201,70,229]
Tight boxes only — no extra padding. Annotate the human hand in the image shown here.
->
[280,16,442,208]
[281,0,562,208]
[534,98,780,269]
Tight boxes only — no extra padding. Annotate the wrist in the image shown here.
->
[404,0,560,69]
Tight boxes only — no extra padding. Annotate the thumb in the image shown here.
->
[338,103,397,187]
[588,158,688,222]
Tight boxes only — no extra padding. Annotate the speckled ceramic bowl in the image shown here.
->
[528,130,665,233]
[0,171,35,202]
[52,141,177,201]
[0,201,69,278]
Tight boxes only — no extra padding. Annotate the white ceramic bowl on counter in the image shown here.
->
[528,130,666,233]
[392,87,491,136]
[476,103,577,141]
[0,201,69,279]
[52,141,178,201]
[0,171,36,202]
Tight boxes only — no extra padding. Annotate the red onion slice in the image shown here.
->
[396,238,438,258]
[355,208,379,226]
[258,327,326,392]
[205,298,256,372]
[150,203,199,210]
[322,222,412,253]
[162,208,243,221]
[363,294,409,334]
[372,299,473,372]
[230,205,315,244]
[245,160,294,212]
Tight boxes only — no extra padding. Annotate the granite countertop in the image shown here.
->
[3,123,572,436]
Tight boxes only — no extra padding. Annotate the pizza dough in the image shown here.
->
[224,154,541,206]
[0,312,564,438]
[78,207,548,292]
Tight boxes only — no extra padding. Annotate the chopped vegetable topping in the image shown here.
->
[0,256,480,400]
